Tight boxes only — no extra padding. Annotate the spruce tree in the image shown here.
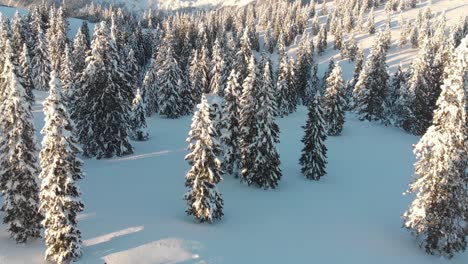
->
[402,36,468,259]
[353,37,390,122]
[184,95,224,223]
[324,63,346,136]
[19,43,34,103]
[72,29,88,75]
[60,44,74,101]
[241,57,282,189]
[0,40,41,243]
[209,39,226,95]
[304,63,320,106]
[276,53,291,117]
[39,71,84,264]
[156,46,184,119]
[296,33,314,105]
[221,70,242,178]
[188,50,203,109]
[75,22,133,158]
[31,26,51,91]
[300,94,328,180]
[130,89,149,141]
[402,38,445,135]
[143,58,158,116]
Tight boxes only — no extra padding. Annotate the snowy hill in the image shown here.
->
[0,0,468,263]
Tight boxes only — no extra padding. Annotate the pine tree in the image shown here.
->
[19,43,34,103]
[402,36,468,259]
[300,94,328,180]
[157,46,184,119]
[0,40,41,243]
[388,65,407,125]
[143,58,158,116]
[188,50,203,109]
[184,95,224,223]
[296,33,314,105]
[72,29,88,75]
[276,53,291,117]
[324,63,346,136]
[130,89,149,141]
[316,25,327,55]
[209,39,226,96]
[79,21,91,49]
[60,44,74,101]
[220,70,242,178]
[322,59,335,90]
[304,63,320,106]
[241,57,282,189]
[402,38,445,135]
[353,37,390,122]
[31,26,51,91]
[75,22,133,159]
[39,71,84,264]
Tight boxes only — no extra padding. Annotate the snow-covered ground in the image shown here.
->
[1,90,467,263]
[1,0,468,263]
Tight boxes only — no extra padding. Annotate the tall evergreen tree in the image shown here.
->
[220,70,242,178]
[209,39,226,95]
[156,46,184,119]
[300,94,328,180]
[184,95,224,223]
[72,29,88,75]
[353,37,390,122]
[296,33,314,105]
[241,57,282,189]
[0,40,41,243]
[39,71,84,264]
[401,38,446,135]
[75,22,133,158]
[402,36,468,259]
[324,63,346,136]
[19,43,34,103]
[142,58,158,116]
[129,89,149,141]
[31,26,51,91]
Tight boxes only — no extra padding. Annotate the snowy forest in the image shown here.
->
[0,0,467,263]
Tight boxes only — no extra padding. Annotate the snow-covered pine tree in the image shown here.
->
[188,50,203,109]
[143,58,158,116]
[316,25,327,55]
[130,89,149,141]
[402,37,445,135]
[287,59,299,113]
[31,26,51,91]
[79,20,91,49]
[322,59,335,90]
[72,29,88,76]
[220,70,242,178]
[241,58,282,189]
[276,53,291,117]
[409,24,419,48]
[60,44,74,102]
[75,22,133,158]
[40,71,84,264]
[300,94,328,180]
[184,94,224,223]
[47,7,68,73]
[156,46,184,119]
[387,65,407,125]
[303,62,320,107]
[296,32,314,105]
[324,63,346,136]
[334,26,343,50]
[0,40,41,243]
[19,43,34,103]
[209,39,226,96]
[402,36,468,259]
[353,36,390,122]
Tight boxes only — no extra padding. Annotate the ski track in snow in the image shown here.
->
[1,1,468,263]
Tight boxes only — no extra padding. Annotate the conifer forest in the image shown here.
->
[0,0,467,263]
